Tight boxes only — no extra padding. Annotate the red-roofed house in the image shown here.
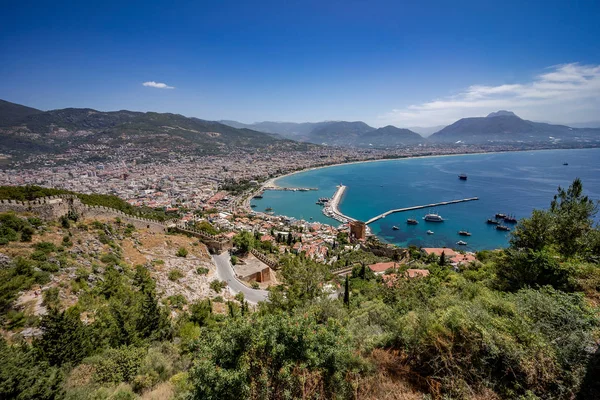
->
[368,262,400,274]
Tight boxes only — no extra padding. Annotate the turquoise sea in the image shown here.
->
[251,148,600,250]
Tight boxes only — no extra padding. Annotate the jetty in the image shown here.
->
[364,197,479,225]
[322,185,356,223]
[263,186,318,192]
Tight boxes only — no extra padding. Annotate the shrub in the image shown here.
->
[176,247,188,258]
[230,255,238,265]
[168,269,184,281]
[196,267,209,275]
[209,280,226,293]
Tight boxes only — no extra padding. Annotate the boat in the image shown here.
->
[310,217,313,220]
[496,225,510,231]
[503,215,517,223]
[495,213,506,219]
[253,193,263,199]
[458,231,471,236]
[426,230,434,235]
[563,162,568,166]
[265,207,273,212]
[458,174,468,180]
[250,204,257,208]
[407,219,419,225]
[487,218,500,225]
[424,213,444,222]
[457,240,468,246]
[392,226,399,230]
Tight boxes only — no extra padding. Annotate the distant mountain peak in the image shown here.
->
[487,110,518,118]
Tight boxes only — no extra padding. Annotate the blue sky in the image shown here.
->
[1,0,599,126]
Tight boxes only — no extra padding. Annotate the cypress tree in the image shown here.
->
[440,251,446,266]
[343,275,350,307]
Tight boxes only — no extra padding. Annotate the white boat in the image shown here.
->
[457,240,467,246]
[424,213,444,222]
[426,230,434,235]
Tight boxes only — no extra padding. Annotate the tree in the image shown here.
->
[439,251,446,266]
[510,210,553,251]
[550,178,598,257]
[36,307,91,366]
[233,231,255,254]
[343,275,350,307]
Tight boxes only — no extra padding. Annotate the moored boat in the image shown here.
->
[265,207,273,212]
[495,213,506,219]
[407,219,418,225]
[487,218,500,225]
[503,215,517,223]
[424,213,444,222]
[426,230,434,235]
[458,231,471,236]
[496,225,510,231]
[457,240,468,246]
[392,226,399,230]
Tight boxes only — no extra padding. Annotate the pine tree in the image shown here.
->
[36,307,91,366]
[343,275,350,307]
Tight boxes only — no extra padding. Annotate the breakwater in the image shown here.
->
[322,185,356,223]
[364,197,479,225]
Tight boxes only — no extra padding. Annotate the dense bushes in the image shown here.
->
[188,313,362,400]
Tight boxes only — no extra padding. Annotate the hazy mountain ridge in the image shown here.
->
[221,120,425,147]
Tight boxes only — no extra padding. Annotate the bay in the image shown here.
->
[250,148,600,250]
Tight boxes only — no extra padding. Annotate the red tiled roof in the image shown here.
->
[368,262,399,273]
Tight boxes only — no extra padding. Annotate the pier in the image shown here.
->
[263,186,318,192]
[364,197,479,225]
[322,185,356,223]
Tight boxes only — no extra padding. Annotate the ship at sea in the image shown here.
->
[458,231,471,236]
[486,218,500,225]
[457,240,468,246]
[424,213,444,222]
[406,218,418,225]
[458,174,468,180]
[496,225,510,231]
[392,226,399,230]
[265,207,273,212]
[503,215,517,223]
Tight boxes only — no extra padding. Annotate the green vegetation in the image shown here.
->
[176,247,188,258]
[168,269,184,281]
[0,179,599,399]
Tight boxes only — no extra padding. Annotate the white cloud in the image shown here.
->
[378,63,600,127]
[142,81,175,89]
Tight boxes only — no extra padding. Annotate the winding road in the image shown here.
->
[212,252,270,304]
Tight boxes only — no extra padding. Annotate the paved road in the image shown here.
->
[212,252,270,304]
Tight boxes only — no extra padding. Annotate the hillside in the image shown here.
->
[0,100,311,157]
[358,125,425,147]
[0,180,599,399]
[0,100,43,127]
[430,110,600,143]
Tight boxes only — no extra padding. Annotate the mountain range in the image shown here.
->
[1,99,599,159]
